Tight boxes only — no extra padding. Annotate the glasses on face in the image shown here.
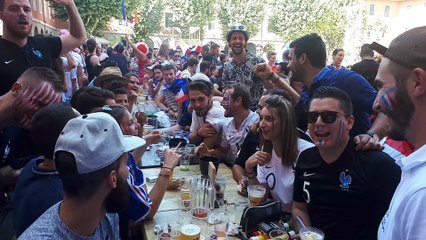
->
[174,55,180,57]
[307,111,349,124]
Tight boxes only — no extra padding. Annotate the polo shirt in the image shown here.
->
[0,36,62,95]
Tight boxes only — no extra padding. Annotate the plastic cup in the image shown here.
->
[180,149,191,171]
[299,227,325,240]
[232,197,249,223]
[215,176,227,205]
[179,173,197,193]
[247,185,266,206]
[143,124,154,135]
[157,229,180,240]
[177,192,195,211]
[180,223,201,240]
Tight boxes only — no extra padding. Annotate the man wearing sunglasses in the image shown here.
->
[255,33,386,151]
[222,25,273,111]
[292,86,400,240]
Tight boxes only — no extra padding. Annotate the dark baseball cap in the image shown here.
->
[370,26,426,70]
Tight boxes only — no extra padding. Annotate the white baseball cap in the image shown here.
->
[55,112,146,174]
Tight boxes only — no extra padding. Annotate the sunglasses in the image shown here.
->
[230,25,246,31]
[307,111,350,124]
[174,55,180,57]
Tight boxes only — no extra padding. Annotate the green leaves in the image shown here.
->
[268,0,356,55]
[49,0,140,36]
[133,0,164,42]
[218,0,265,39]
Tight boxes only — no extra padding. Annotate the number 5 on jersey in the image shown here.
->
[303,181,311,203]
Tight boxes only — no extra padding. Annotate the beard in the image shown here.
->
[386,85,414,141]
[194,103,212,117]
[105,176,129,213]
[7,20,32,39]
[230,43,246,55]
[289,67,303,83]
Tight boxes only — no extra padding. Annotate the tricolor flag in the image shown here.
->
[177,88,188,105]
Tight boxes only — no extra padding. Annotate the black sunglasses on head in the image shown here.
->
[307,111,350,124]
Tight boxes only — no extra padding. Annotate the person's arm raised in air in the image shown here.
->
[254,63,300,104]
[55,0,86,54]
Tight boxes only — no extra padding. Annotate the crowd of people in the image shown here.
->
[1,0,426,240]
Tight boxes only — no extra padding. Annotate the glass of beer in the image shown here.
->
[247,185,266,206]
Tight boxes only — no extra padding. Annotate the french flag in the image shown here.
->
[177,88,188,105]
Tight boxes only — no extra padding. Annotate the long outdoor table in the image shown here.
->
[142,164,243,239]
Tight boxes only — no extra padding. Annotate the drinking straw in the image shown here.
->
[296,216,307,229]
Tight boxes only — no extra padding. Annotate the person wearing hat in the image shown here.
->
[12,103,80,237]
[222,24,271,111]
[93,66,130,90]
[126,36,150,81]
[19,112,146,239]
[371,26,426,240]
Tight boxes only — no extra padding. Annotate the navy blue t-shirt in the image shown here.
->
[295,67,377,136]
[0,36,62,95]
[12,157,63,237]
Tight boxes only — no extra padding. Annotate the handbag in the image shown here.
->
[240,200,283,236]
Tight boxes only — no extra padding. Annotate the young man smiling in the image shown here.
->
[292,86,400,240]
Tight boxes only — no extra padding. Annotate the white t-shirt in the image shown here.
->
[61,57,77,99]
[257,138,314,212]
[190,101,225,133]
[220,111,259,162]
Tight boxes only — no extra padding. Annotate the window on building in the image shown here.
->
[406,4,412,9]
[384,5,390,17]
[165,12,174,28]
[369,4,375,15]
[208,21,214,30]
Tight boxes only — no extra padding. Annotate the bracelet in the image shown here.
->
[162,166,173,171]
[159,173,170,178]
[245,169,255,174]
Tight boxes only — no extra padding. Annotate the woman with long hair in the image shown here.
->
[245,96,314,214]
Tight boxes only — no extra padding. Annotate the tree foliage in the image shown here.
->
[217,0,265,39]
[49,0,139,36]
[168,0,216,36]
[268,0,354,54]
[133,0,164,42]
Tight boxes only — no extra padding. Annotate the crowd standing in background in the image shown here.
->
[1,0,426,239]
